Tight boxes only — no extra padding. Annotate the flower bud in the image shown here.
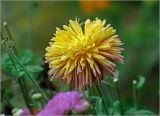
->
[32,93,42,101]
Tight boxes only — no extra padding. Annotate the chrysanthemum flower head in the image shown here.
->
[45,18,124,90]
[37,91,89,115]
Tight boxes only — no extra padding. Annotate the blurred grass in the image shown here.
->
[1,1,159,113]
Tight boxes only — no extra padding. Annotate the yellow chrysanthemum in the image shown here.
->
[45,18,124,90]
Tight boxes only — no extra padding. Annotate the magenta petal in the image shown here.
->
[38,91,89,116]
[74,99,89,112]
[20,108,31,116]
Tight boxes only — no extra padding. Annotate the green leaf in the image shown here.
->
[16,70,25,77]
[87,96,106,115]
[113,100,120,111]
[20,51,34,65]
[136,75,146,89]
[95,98,104,115]
[2,53,11,64]
[87,96,99,104]
[125,108,155,115]
[26,65,43,73]
[88,96,99,100]
[102,81,114,88]
[1,54,13,72]
[134,110,155,115]
[3,89,14,99]
[9,65,25,77]
[112,100,121,115]
[108,108,114,115]
[1,51,43,79]
[1,54,20,77]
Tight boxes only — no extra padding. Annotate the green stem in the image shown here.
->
[3,22,18,56]
[87,85,93,96]
[37,101,42,110]
[4,96,13,109]
[95,85,109,115]
[114,80,124,115]
[133,80,137,109]
[10,52,47,103]
[18,78,33,113]
[2,39,33,112]
[107,86,114,108]
[8,53,15,67]
[1,36,15,65]
[1,41,47,103]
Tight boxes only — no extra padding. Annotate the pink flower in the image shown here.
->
[38,91,89,116]
[20,108,31,116]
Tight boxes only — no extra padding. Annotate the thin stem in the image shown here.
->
[18,78,33,114]
[2,39,33,113]
[133,80,137,109]
[3,22,18,56]
[87,85,93,96]
[95,85,109,115]
[1,35,15,64]
[37,101,42,110]
[10,52,47,103]
[1,41,47,103]
[107,85,114,108]
[114,79,124,115]
[3,96,13,109]
[2,22,47,106]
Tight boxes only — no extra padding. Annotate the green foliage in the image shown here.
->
[136,75,146,89]
[1,88,14,100]
[88,96,106,115]
[112,100,121,115]
[2,50,43,79]
[26,65,43,74]
[95,98,104,115]
[19,51,34,65]
[125,108,155,115]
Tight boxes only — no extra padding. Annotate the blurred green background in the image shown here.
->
[1,1,159,113]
